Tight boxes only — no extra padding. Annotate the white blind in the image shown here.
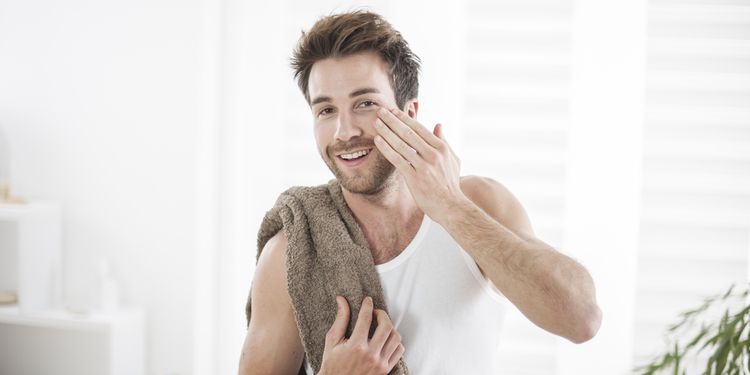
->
[463,0,574,374]
[633,0,750,370]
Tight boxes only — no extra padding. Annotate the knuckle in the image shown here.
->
[408,130,420,142]
[424,150,438,163]
[364,352,379,365]
[381,324,394,337]
[397,142,410,154]
[374,310,385,322]
[354,343,369,354]
[377,309,389,320]
[435,141,447,152]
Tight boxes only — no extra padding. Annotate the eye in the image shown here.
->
[317,107,334,117]
[357,100,377,109]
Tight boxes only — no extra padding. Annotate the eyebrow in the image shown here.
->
[310,87,381,106]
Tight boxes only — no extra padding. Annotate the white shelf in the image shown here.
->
[0,306,146,375]
[0,306,144,333]
[0,200,63,311]
[0,201,61,220]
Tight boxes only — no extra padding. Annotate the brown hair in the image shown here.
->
[291,10,421,109]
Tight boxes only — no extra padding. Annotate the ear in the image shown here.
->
[404,99,419,119]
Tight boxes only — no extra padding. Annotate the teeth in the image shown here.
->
[340,149,370,160]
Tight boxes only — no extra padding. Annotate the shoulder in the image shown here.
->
[250,230,299,335]
[459,175,505,218]
[256,231,288,283]
[252,231,292,319]
[459,175,536,239]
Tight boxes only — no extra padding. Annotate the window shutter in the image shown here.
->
[463,1,575,373]
[633,0,750,369]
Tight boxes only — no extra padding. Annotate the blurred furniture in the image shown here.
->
[0,201,61,311]
[0,307,145,375]
[0,202,145,375]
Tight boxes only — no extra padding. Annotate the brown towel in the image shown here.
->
[245,179,409,375]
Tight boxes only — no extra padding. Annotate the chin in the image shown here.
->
[325,153,396,195]
[339,175,387,195]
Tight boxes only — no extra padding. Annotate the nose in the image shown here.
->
[334,110,363,142]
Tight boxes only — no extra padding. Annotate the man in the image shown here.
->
[239,10,601,375]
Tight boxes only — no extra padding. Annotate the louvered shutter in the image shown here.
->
[633,0,750,370]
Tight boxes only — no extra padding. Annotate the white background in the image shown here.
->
[1,0,748,374]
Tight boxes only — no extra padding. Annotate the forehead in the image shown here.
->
[308,52,393,101]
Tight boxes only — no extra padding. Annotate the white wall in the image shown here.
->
[2,0,749,374]
[0,1,208,374]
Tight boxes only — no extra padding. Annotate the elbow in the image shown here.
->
[569,304,602,344]
[238,352,250,375]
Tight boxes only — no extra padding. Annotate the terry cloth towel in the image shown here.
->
[245,179,410,375]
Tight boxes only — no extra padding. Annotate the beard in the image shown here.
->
[322,138,396,195]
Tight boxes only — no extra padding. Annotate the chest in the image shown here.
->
[375,226,508,374]
[368,234,412,265]
[362,220,422,265]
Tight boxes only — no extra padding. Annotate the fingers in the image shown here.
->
[325,296,350,347]
[393,108,443,149]
[433,123,442,139]
[374,134,417,174]
[374,119,423,169]
[371,307,404,372]
[369,309,393,353]
[381,328,402,362]
[377,108,433,155]
[387,343,406,370]
[351,296,374,342]
[375,107,453,171]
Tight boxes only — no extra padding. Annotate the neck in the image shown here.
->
[340,173,422,231]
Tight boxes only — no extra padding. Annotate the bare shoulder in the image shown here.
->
[253,231,288,298]
[251,230,294,321]
[257,230,288,276]
[240,230,304,374]
[459,175,536,240]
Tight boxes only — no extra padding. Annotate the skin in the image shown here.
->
[239,51,602,375]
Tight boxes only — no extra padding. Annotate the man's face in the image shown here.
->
[308,52,412,195]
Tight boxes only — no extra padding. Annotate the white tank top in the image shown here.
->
[305,214,509,374]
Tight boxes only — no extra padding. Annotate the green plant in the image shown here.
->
[636,283,750,375]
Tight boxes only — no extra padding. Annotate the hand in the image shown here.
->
[373,107,467,223]
[318,296,405,375]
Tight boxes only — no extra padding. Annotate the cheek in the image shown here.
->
[313,122,333,152]
[356,111,379,136]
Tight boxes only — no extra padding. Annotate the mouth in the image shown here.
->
[336,148,373,168]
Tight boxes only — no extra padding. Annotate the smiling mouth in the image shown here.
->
[337,148,373,161]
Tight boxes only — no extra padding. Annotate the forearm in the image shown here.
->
[437,198,601,343]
